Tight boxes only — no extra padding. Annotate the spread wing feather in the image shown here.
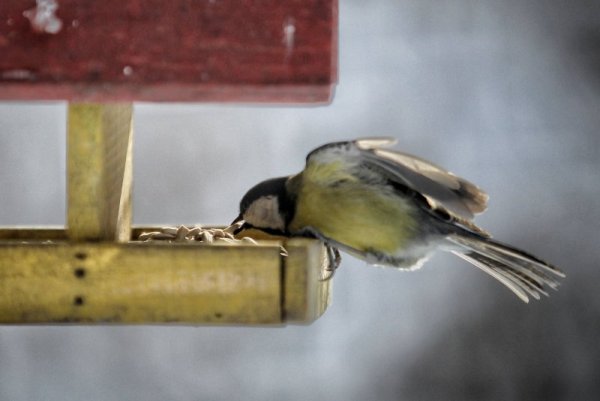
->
[306,138,488,219]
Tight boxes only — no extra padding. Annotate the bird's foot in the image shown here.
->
[320,245,341,282]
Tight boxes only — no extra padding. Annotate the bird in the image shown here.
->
[233,138,565,302]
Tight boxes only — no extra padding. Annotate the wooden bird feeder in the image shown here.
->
[0,0,337,325]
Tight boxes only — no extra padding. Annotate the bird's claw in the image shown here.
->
[320,245,341,282]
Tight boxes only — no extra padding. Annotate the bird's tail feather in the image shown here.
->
[447,234,565,303]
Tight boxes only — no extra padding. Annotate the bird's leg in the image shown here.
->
[330,246,342,270]
[296,226,341,281]
[321,244,341,281]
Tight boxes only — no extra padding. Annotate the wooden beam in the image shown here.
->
[284,238,331,321]
[67,103,133,241]
[0,227,67,241]
[0,236,330,325]
[0,0,338,103]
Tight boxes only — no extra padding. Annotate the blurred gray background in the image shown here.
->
[1,0,599,400]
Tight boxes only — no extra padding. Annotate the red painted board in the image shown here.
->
[0,0,337,103]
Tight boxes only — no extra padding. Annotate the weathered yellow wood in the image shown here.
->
[0,241,282,324]
[284,238,331,322]
[231,229,332,322]
[0,227,66,241]
[0,233,332,325]
[67,103,133,241]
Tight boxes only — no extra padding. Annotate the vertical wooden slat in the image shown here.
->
[284,238,332,323]
[67,103,133,241]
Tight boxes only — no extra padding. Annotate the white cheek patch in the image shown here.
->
[244,196,285,231]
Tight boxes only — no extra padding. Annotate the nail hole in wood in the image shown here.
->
[73,295,84,306]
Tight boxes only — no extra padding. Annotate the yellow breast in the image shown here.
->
[289,178,418,255]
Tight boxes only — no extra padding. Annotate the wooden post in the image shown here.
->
[67,103,133,241]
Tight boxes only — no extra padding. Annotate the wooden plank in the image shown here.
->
[67,103,133,241]
[284,238,331,322]
[0,226,278,241]
[0,227,67,241]
[0,0,338,103]
[0,242,283,324]
[0,233,331,324]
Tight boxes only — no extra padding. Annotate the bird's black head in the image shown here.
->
[234,176,296,235]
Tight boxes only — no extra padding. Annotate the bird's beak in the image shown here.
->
[230,214,249,236]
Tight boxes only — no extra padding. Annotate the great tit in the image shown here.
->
[234,138,565,302]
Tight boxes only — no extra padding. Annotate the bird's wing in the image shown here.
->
[305,138,488,219]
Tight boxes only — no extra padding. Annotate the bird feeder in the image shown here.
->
[0,0,338,325]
